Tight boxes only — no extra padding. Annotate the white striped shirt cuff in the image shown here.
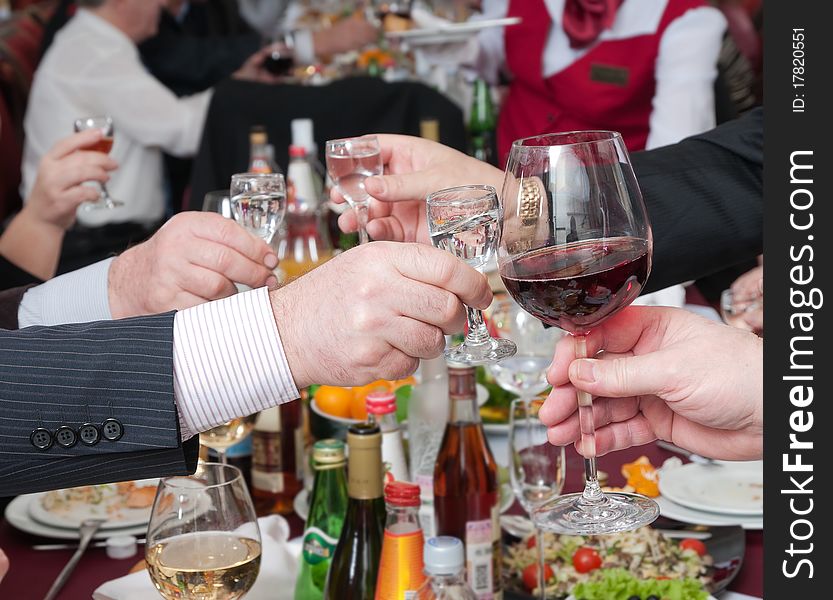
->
[172,286,300,440]
[18,257,114,328]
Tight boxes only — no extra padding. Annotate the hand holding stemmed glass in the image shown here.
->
[146,463,261,600]
[509,398,565,599]
[497,131,659,535]
[426,185,516,365]
[229,172,287,245]
[73,115,121,210]
[325,135,383,245]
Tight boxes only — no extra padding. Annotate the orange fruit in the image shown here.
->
[390,376,416,390]
[314,385,354,419]
[351,380,391,420]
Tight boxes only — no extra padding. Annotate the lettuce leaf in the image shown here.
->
[571,569,708,600]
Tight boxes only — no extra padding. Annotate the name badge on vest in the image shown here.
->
[590,64,630,87]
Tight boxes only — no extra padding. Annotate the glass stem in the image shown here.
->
[536,527,546,600]
[356,204,369,245]
[464,306,491,346]
[575,334,603,505]
[217,449,229,465]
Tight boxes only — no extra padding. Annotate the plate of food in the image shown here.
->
[502,523,745,600]
[384,16,522,45]
[26,479,159,530]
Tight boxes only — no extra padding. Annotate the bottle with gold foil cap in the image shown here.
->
[323,424,386,599]
[295,439,348,600]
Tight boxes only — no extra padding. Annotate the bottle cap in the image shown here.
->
[289,145,306,158]
[291,118,316,154]
[106,535,138,560]
[366,391,396,416]
[384,481,420,507]
[250,125,267,146]
[312,438,346,467]
[346,422,381,447]
[423,536,465,576]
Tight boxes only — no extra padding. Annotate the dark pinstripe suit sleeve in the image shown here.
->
[633,108,763,293]
[0,312,198,496]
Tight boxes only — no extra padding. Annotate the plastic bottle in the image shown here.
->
[415,537,478,600]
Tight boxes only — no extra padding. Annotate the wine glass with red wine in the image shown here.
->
[497,131,659,535]
[73,115,122,209]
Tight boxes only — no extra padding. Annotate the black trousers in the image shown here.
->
[56,220,163,275]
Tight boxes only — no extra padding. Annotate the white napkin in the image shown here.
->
[93,515,300,600]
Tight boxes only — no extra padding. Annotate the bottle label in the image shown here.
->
[466,519,495,599]
[302,526,339,566]
[376,529,425,600]
[252,430,285,493]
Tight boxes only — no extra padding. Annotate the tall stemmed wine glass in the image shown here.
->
[73,115,122,210]
[325,135,383,245]
[508,398,565,599]
[487,297,563,403]
[427,185,516,365]
[229,172,287,244]
[146,463,261,600]
[497,131,659,535]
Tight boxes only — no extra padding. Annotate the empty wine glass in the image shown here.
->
[325,135,383,245]
[199,416,257,465]
[146,463,261,600]
[73,115,122,210]
[487,297,563,402]
[509,398,565,599]
[427,184,516,365]
[230,172,287,244]
[498,131,659,535]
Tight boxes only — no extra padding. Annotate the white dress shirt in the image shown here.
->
[22,9,213,227]
[19,271,299,441]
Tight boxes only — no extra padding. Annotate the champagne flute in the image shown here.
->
[325,135,383,245]
[199,416,257,465]
[508,398,565,600]
[73,115,122,210]
[146,463,261,600]
[427,184,516,365]
[230,172,287,244]
[497,131,659,535]
[487,297,563,403]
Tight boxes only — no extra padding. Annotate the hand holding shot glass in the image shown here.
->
[229,172,287,244]
[427,184,517,365]
[325,135,383,245]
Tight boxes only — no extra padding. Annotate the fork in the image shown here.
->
[43,518,105,600]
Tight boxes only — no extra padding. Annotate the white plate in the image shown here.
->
[656,496,762,530]
[26,479,159,530]
[659,461,763,516]
[385,17,521,45]
[294,481,514,522]
[4,495,148,540]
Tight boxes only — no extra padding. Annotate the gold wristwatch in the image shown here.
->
[519,178,542,227]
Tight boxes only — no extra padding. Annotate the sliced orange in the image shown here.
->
[390,376,416,390]
[314,385,354,419]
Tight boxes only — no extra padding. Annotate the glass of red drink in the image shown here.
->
[73,115,122,210]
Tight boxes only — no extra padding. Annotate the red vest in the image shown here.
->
[499,0,708,163]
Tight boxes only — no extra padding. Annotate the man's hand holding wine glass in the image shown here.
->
[540,306,764,462]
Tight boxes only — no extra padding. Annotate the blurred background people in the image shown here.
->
[0,129,116,286]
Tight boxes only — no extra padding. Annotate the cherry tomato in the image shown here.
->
[572,547,603,573]
[679,538,707,556]
[522,563,554,592]
[526,536,537,549]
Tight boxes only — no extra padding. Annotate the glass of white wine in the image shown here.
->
[146,463,261,600]
[200,416,257,464]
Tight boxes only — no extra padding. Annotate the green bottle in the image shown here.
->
[294,439,348,600]
[468,78,497,166]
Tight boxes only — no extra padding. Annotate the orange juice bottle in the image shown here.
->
[375,481,426,600]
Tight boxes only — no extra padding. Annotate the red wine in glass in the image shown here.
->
[264,51,293,76]
[501,237,650,335]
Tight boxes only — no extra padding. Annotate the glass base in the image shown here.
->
[531,491,659,535]
[82,197,123,210]
[445,337,517,366]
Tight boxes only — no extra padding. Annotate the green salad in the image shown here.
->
[572,569,709,600]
